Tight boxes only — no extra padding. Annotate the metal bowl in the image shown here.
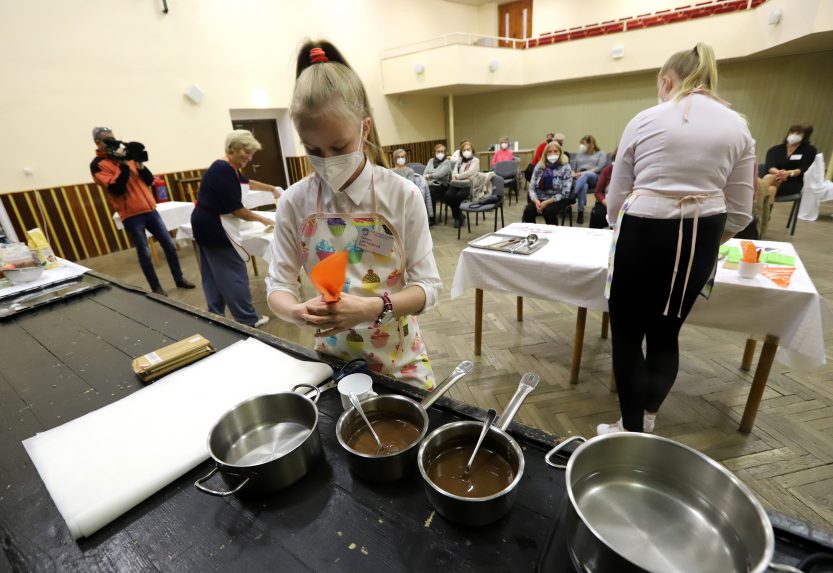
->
[4,266,44,284]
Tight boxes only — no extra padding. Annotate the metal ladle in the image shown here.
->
[349,392,384,451]
[464,408,497,476]
[510,233,539,254]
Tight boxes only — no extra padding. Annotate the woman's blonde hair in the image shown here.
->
[660,42,719,101]
[225,129,262,154]
[434,143,446,153]
[290,40,388,167]
[538,141,568,168]
[580,135,599,154]
[459,139,475,154]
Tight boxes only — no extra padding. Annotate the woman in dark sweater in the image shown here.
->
[191,129,277,327]
[762,123,817,202]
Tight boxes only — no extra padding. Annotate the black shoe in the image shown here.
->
[175,278,196,289]
[151,286,168,297]
[577,211,584,225]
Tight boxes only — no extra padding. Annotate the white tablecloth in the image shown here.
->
[451,223,832,370]
[113,201,195,232]
[178,211,276,261]
[0,258,89,300]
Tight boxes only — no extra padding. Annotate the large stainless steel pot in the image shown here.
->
[335,360,474,482]
[545,433,775,573]
[195,384,322,497]
[417,372,539,526]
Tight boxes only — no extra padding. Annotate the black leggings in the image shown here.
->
[522,200,567,225]
[608,213,726,431]
[429,183,447,219]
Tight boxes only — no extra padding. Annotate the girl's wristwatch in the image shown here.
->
[373,292,394,327]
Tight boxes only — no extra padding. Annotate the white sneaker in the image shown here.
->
[643,412,656,433]
[596,419,627,435]
[254,316,270,328]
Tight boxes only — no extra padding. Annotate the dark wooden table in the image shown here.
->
[0,275,568,572]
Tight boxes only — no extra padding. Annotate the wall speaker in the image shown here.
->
[184,84,204,104]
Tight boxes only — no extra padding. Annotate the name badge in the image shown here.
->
[789,154,802,161]
[356,228,394,257]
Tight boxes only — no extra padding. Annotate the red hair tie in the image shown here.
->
[309,47,329,64]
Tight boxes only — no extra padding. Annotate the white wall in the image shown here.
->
[0,0,480,193]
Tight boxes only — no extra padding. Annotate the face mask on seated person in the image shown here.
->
[396,157,407,166]
[786,133,803,145]
[500,142,509,150]
[462,150,473,160]
[547,154,560,164]
[435,152,445,161]
[578,144,588,154]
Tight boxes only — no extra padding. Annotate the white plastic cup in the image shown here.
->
[338,373,376,410]
[738,261,764,279]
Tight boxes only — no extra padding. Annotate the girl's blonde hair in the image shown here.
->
[225,129,262,154]
[537,141,568,168]
[660,42,719,101]
[290,40,388,167]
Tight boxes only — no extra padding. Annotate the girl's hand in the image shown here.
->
[301,293,382,337]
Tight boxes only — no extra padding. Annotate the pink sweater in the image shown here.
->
[491,148,515,168]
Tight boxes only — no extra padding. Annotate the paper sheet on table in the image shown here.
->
[22,337,333,540]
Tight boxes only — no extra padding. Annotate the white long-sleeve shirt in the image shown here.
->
[607,93,756,233]
[266,160,442,313]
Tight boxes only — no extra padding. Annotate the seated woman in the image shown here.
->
[571,135,607,224]
[522,141,571,225]
[423,143,452,223]
[490,136,515,168]
[391,148,415,180]
[446,140,485,228]
[589,148,616,229]
[762,123,817,203]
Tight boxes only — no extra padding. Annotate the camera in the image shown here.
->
[103,139,149,163]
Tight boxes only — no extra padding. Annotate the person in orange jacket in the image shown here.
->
[90,127,195,296]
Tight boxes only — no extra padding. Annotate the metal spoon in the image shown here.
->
[510,233,539,254]
[464,408,497,476]
[349,392,384,451]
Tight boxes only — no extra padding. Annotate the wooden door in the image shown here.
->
[498,0,532,48]
[231,119,288,188]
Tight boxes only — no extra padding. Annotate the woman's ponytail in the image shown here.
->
[291,39,388,167]
[661,42,720,101]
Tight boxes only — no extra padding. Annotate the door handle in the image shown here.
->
[252,164,260,173]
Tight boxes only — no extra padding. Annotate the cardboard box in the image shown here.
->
[132,334,215,382]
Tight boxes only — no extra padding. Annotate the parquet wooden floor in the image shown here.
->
[83,196,833,530]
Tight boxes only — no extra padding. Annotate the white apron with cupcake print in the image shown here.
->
[298,177,435,390]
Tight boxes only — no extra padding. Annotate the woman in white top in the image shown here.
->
[266,40,442,390]
[599,42,755,434]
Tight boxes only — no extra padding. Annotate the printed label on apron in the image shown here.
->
[356,228,394,256]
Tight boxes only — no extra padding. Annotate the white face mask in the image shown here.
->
[786,133,802,145]
[307,122,366,191]
[546,154,559,163]
[578,144,588,154]
[435,152,445,161]
[396,157,406,166]
[462,150,473,159]
[500,142,509,150]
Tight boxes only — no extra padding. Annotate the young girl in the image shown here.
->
[266,41,441,390]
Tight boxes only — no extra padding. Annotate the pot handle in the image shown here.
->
[194,466,251,497]
[332,358,368,383]
[545,436,586,470]
[420,360,475,410]
[293,383,321,404]
[495,372,539,431]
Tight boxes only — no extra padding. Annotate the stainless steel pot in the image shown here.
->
[335,360,474,482]
[195,384,322,497]
[417,372,539,526]
[545,433,775,573]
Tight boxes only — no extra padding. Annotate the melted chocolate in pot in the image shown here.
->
[427,445,514,497]
[346,417,421,455]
